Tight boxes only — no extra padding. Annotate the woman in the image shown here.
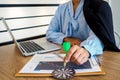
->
[46,0,119,65]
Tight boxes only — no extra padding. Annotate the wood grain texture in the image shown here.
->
[0,44,120,80]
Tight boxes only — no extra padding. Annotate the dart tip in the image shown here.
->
[64,62,66,68]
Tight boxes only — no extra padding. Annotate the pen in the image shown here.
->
[62,42,71,68]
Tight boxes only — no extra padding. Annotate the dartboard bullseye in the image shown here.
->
[52,68,75,79]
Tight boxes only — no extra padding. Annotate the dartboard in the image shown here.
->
[52,68,75,79]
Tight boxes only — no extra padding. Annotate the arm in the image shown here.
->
[46,5,66,44]
[64,30,104,65]
[80,30,104,56]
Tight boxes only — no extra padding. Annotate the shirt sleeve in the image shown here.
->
[46,5,66,44]
[80,30,104,56]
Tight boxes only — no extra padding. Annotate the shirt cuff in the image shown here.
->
[80,44,103,57]
[81,46,91,58]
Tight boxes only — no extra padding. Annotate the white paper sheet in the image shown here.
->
[19,53,101,74]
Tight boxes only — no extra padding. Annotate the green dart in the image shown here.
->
[62,42,71,68]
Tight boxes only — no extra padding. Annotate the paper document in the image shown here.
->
[19,53,101,74]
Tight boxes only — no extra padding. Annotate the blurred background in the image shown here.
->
[0,0,119,48]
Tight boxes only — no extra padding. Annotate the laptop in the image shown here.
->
[1,17,61,56]
[16,38,61,56]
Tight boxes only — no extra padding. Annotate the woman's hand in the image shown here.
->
[63,37,81,46]
[64,45,90,65]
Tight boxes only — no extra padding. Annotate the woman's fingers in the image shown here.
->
[74,48,89,65]
[64,45,90,65]
[65,45,89,65]
[64,45,78,62]
[70,47,82,62]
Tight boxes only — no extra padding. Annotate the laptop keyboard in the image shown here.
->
[19,41,45,53]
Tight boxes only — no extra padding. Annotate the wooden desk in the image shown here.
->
[0,44,120,80]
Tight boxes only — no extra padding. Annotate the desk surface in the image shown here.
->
[0,44,120,80]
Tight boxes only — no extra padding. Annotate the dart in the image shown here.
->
[62,42,71,68]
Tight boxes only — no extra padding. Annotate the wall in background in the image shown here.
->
[111,0,120,48]
[0,0,119,46]
[111,0,120,34]
[0,0,69,4]
[0,0,70,45]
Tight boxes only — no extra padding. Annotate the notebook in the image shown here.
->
[15,54,105,77]
[2,17,61,56]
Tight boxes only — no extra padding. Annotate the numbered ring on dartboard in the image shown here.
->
[52,68,75,79]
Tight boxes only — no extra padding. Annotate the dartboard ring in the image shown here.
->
[52,68,75,79]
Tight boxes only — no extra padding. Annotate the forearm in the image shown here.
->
[80,31,104,56]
